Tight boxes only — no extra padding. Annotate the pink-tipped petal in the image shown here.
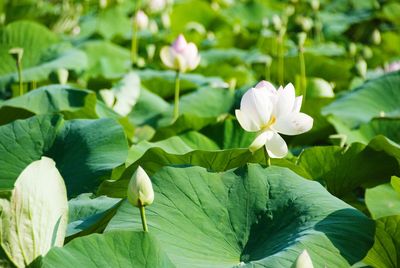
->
[255,80,277,94]
[172,34,187,52]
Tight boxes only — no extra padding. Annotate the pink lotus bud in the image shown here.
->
[160,34,201,73]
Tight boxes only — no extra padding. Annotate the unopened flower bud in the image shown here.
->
[294,250,314,268]
[127,166,154,207]
[371,29,381,45]
[135,10,149,30]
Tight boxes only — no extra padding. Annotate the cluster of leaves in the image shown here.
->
[0,0,399,267]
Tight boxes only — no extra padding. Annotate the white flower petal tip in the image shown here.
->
[127,166,154,207]
[235,109,259,132]
[161,34,200,72]
[294,250,314,268]
[235,80,313,158]
[265,132,288,158]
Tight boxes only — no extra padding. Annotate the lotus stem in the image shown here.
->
[131,0,141,66]
[264,147,271,167]
[17,61,23,96]
[265,61,271,81]
[277,33,285,85]
[299,46,307,101]
[173,71,181,121]
[138,200,148,232]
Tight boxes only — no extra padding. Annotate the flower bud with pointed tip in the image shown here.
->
[127,166,154,207]
[293,250,314,268]
[160,34,201,73]
[355,58,367,79]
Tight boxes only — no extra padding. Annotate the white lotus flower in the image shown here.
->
[294,250,314,268]
[235,81,313,158]
[135,10,149,30]
[127,166,154,207]
[160,34,201,73]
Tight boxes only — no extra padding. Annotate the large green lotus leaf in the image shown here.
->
[328,117,400,145]
[46,118,128,197]
[0,115,128,197]
[0,21,58,74]
[37,231,175,268]
[0,21,87,90]
[0,157,68,268]
[322,71,400,128]
[101,165,373,267]
[0,85,98,125]
[200,118,257,149]
[151,87,234,140]
[79,41,130,80]
[169,0,217,35]
[221,1,282,29]
[66,194,121,240]
[98,135,264,198]
[274,136,400,199]
[0,115,62,189]
[78,5,131,40]
[363,215,400,268]
[128,87,170,126]
[366,183,400,219]
[137,69,226,99]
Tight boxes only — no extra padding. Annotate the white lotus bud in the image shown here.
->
[294,250,314,268]
[148,0,166,13]
[160,34,201,73]
[372,29,381,45]
[57,68,69,85]
[135,10,149,30]
[127,166,154,207]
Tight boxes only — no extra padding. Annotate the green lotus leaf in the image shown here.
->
[363,215,400,268]
[40,165,374,267]
[0,115,128,197]
[322,71,400,128]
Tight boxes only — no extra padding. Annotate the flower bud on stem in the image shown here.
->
[173,70,181,121]
[138,199,148,232]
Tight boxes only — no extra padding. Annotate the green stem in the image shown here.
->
[265,61,271,81]
[264,147,271,167]
[277,34,284,85]
[173,71,181,121]
[131,0,141,66]
[299,46,307,101]
[16,61,23,96]
[138,201,148,232]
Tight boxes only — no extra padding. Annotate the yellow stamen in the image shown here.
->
[261,116,276,131]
